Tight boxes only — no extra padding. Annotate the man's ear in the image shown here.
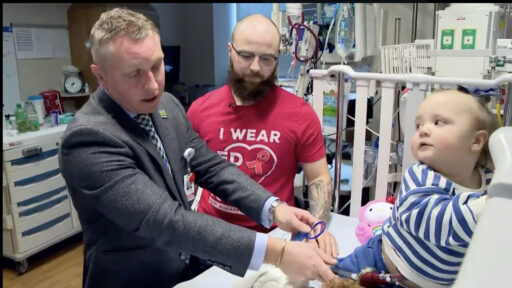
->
[471,130,489,152]
[91,64,106,88]
[227,42,232,58]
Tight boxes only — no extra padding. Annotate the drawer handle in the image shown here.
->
[22,146,43,157]
[17,186,67,207]
[21,213,70,237]
[10,148,59,166]
[19,194,68,217]
[13,168,60,187]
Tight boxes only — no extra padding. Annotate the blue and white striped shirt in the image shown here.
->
[382,163,493,287]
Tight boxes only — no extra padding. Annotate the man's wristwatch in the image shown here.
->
[269,199,286,223]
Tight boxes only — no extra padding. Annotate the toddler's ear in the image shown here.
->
[471,130,489,152]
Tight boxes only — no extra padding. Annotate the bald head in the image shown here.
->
[231,14,280,48]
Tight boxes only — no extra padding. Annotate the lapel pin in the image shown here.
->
[159,109,168,119]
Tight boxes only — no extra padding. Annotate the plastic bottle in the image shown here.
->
[25,101,40,131]
[15,103,28,133]
[27,95,45,125]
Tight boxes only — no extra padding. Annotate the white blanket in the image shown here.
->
[174,214,360,288]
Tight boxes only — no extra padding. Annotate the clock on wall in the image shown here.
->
[62,65,85,94]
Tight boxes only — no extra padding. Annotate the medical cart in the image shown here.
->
[2,125,81,274]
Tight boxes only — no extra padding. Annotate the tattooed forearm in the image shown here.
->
[308,179,332,221]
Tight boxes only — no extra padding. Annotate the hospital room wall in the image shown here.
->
[2,3,72,104]
[212,4,235,87]
[151,3,217,87]
[377,3,436,45]
[3,2,222,107]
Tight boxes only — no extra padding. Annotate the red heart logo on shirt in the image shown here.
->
[223,143,277,183]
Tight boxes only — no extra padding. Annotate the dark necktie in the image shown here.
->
[134,114,172,174]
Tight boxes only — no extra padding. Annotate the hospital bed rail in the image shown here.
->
[310,65,511,286]
[309,65,512,217]
[454,126,512,287]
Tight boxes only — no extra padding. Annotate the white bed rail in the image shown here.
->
[454,126,512,287]
[310,65,512,217]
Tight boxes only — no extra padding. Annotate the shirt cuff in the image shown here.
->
[260,196,279,228]
[248,232,268,270]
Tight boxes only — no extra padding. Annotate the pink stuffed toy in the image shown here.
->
[355,198,394,244]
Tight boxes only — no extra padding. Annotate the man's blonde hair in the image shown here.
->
[89,8,159,64]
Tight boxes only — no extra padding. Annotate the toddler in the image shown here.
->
[335,89,499,288]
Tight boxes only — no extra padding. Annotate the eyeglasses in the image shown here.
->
[231,44,278,67]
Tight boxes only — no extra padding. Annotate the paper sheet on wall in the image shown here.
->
[3,27,22,115]
[13,27,70,59]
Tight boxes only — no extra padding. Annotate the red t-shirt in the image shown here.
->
[187,85,326,232]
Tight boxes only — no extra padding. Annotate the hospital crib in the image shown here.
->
[310,65,512,287]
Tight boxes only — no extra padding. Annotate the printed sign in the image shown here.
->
[461,29,476,49]
[441,29,454,50]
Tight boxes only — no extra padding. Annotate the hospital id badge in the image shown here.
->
[184,172,195,201]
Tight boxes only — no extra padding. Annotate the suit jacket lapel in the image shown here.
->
[94,89,185,205]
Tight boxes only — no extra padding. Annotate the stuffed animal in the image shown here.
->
[232,264,308,288]
[355,199,394,244]
[321,277,361,288]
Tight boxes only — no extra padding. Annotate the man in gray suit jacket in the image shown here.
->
[59,8,336,288]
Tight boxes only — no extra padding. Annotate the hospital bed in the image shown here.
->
[174,213,360,288]
[176,66,511,287]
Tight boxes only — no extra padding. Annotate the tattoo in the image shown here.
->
[308,179,332,222]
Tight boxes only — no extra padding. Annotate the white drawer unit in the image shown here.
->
[2,126,81,274]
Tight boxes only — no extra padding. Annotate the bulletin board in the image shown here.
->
[13,26,70,59]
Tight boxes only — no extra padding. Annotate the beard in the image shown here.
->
[228,60,277,102]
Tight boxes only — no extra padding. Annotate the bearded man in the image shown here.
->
[187,13,338,260]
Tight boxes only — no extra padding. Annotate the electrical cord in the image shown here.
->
[314,49,324,66]
[371,95,381,106]
[497,101,503,127]
[345,114,397,145]
[396,87,403,142]
[337,161,377,214]
[288,13,319,63]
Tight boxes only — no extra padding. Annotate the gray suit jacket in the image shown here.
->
[59,88,272,287]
